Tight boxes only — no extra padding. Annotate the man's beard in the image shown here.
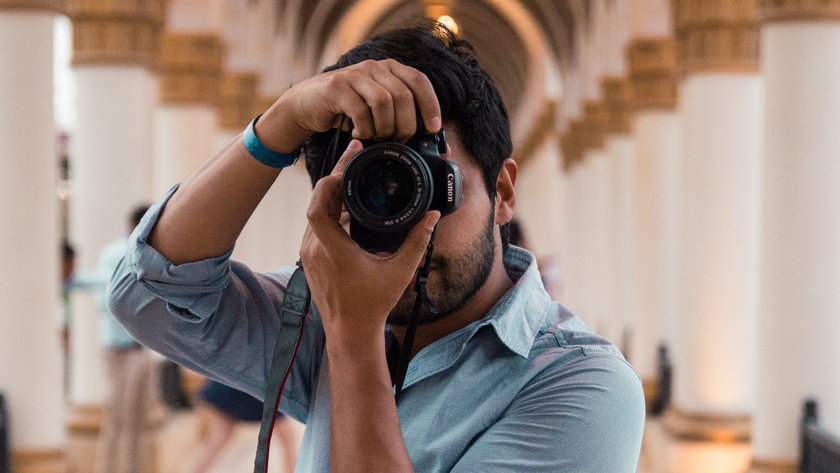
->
[387,209,497,327]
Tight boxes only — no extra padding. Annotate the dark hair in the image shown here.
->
[302,24,512,201]
[302,24,513,251]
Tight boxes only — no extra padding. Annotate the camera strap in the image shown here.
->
[253,262,310,473]
[394,225,439,401]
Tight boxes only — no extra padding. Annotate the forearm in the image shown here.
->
[327,335,414,473]
[148,101,310,265]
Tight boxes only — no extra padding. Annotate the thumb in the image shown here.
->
[394,211,441,268]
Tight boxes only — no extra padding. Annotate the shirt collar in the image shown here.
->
[480,245,551,358]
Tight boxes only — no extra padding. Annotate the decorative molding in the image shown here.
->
[746,459,798,473]
[511,99,557,166]
[67,0,165,68]
[0,0,64,12]
[560,120,584,171]
[581,101,607,150]
[759,0,840,22]
[219,71,260,130]
[662,406,751,442]
[12,448,65,473]
[160,33,224,106]
[601,78,632,134]
[628,38,678,111]
[672,0,760,74]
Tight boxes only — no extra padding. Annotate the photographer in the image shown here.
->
[108,25,644,472]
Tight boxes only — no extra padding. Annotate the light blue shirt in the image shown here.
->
[72,237,137,349]
[108,187,645,472]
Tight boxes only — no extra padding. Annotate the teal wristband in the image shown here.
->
[243,114,299,168]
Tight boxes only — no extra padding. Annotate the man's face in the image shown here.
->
[386,127,498,326]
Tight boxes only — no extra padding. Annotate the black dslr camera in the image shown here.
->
[341,124,463,253]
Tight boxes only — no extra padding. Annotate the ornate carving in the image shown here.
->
[628,38,678,110]
[0,0,64,11]
[581,101,608,150]
[219,72,259,130]
[601,78,632,134]
[759,0,840,22]
[662,406,751,442]
[560,121,584,171]
[160,33,224,106]
[672,0,760,74]
[67,0,165,68]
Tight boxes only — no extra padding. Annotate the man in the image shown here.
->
[73,205,155,473]
[109,25,644,471]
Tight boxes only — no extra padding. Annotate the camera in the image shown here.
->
[341,125,463,253]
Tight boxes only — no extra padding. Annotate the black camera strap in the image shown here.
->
[254,119,439,471]
[394,226,438,401]
[254,261,310,473]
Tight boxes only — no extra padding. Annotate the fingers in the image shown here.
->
[386,60,441,134]
[332,60,440,141]
[393,211,441,268]
[331,139,362,176]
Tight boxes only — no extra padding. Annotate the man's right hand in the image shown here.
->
[256,59,443,154]
[148,60,441,266]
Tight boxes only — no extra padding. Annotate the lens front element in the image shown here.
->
[342,143,433,232]
[357,158,415,219]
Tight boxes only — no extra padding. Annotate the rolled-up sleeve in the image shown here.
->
[107,185,322,422]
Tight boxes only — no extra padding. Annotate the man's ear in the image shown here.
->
[494,159,517,225]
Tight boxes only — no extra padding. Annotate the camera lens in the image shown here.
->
[357,158,414,218]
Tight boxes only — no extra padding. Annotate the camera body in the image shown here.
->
[341,127,463,253]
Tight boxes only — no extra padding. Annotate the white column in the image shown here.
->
[66,1,163,405]
[675,74,763,416]
[630,111,681,380]
[515,138,566,299]
[605,135,635,353]
[586,149,614,340]
[153,105,218,197]
[753,19,840,464]
[0,8,65,450]
[69,67,157,404]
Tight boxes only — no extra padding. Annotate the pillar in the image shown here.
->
[627,38,681,389]
[602,78,635,354]
[0,1,66,471]
[752,1,840,470]
[66,0,164,406]
[153,31,223,197]
[665,2,762,471]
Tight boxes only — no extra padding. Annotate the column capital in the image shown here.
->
[582,101,608,150]
[560,120,585,170]
[0,0,64,12]
[160,32,224,106]
[601,77,633,134]
[672,0,760,74]
[67,0,166,68]
[628,38,678,110]
[759,0,840,22]
[219,71,259,130]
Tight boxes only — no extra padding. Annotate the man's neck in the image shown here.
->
[389,250,514,358]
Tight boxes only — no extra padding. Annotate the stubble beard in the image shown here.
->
[387,209,497,327]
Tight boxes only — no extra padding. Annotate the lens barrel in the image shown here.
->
[342,143,434,233]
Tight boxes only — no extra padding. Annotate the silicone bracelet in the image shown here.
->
[243,114,299,168]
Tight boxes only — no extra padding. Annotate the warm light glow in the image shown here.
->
[437,15,459,34]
